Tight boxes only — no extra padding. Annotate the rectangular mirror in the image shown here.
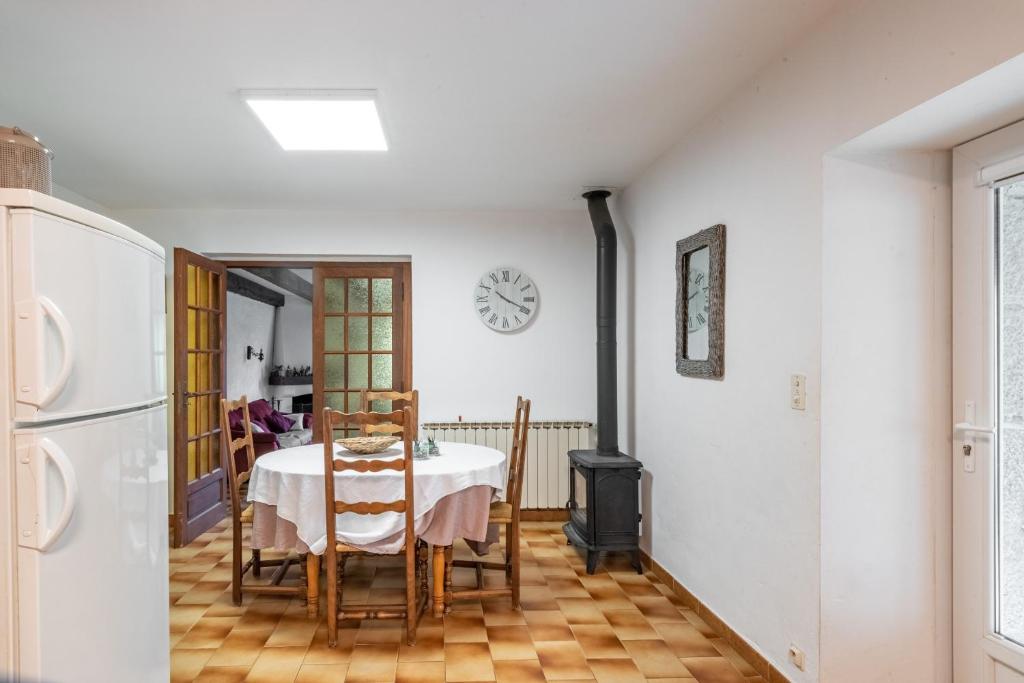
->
[676,224,725,378]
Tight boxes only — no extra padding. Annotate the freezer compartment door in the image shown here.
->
[11,208,166,422]
[14,405,169,683]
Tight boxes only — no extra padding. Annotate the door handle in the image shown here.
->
[954,422,997,436]
[35,438,79,552]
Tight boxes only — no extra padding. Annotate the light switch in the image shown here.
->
[790,374,806,410]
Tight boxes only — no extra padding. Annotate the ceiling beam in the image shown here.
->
[243,267,313,302]
[227,271,285,307]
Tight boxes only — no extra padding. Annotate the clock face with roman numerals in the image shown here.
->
[474,267,538,332]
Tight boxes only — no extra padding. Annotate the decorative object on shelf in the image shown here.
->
[335,435,400,454]
[473,266,537,332]
[246,345,265,361]
[0,126,52,194]
[269,364,313,385]
[675,224,726,379]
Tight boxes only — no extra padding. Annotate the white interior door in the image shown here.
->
[954,120,1024,682]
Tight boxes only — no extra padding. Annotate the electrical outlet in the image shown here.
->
[790,374,806,410]
[788,644,806,671]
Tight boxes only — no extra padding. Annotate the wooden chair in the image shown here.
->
[323,406,428,646]
[219,396,305,605]
[447,396,531,608]
[359,389,419,440]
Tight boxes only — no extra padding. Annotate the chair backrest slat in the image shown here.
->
[360,389,419,439]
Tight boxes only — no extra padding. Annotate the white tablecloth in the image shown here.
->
[248,441,506,554]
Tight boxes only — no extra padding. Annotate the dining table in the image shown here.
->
[246,440,507,617]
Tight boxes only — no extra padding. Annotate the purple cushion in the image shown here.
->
[303,413,312,429]
[248,399,274,423]
[228,408,243,431]
[265,410,295,434]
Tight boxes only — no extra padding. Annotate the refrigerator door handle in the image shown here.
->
[35,296,75,409]
[35,437,79,551]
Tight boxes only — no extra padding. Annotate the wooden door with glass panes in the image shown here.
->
[172,249,228,547]
[313,263,412,441]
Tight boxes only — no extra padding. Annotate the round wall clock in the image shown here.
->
[473,266,538,332]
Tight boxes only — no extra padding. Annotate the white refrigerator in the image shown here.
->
[0,190,170,682]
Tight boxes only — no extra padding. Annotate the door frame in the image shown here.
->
[170,256,412,545]
[953,119,1024,681]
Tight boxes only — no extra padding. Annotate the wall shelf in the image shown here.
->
[269,375,313,386]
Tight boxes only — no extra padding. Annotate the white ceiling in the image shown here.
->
[0,1,840,210]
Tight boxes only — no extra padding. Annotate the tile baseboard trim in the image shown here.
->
[639,548,792,683]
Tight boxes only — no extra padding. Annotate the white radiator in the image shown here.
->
[422,420,594,509]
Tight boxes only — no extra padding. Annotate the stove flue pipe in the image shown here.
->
[582,190,620,456]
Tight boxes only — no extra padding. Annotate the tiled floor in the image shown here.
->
[170,522,763,682]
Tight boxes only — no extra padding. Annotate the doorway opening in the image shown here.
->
[170,252,411,546]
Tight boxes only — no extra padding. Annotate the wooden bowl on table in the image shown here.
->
[335,436,401,455]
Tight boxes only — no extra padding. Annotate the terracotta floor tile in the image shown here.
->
[265,614,321,648]
[206,627,274,667]
[355,619,405,644]
[400,626,444,662]
[395,660,446,682]
[546,577,590,599]
[304,625,357,664]
[556,599,607,626]
[171,648,215,682]
[569,624,628,659]
[621,639,691,678]
[486,625,535,660]
[654,622,719,658]
[602,611,658,640]
[679,656,747,683]
[586,658,646,683]
[534,640,593,680]
[523,610,575,642]
[178,617,242,649]
[346,643,399,682]
[294,662,351,682]
[444,642,495,682]
[443,612,488,643]
[481,658,537,683]
[194,666,251,682]
[631,596,687,623]
[244,645,309,682]
[681,611,717,638]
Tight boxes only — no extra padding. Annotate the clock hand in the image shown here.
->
[495,291,530,314]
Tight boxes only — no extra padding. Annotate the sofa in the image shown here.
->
[228,398,313,458]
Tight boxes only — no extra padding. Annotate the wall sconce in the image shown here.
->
[246,345,264,361]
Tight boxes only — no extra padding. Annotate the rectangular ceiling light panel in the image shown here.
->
[242,90,388,151]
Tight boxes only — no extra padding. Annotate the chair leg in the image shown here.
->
[231,518,243,605]
[444,545,453,613]
[505,523,513,578]
[418,542,429,605]
[253,548,262,578]
[406,546,417,646]
[510,520,521,609]
[326,552,338,647]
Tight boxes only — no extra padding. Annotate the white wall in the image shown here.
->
[269,292,313,411]
[115,209,596,423]
[225,291,276,402]
[821,151,951,682]
[618,1,1024,680]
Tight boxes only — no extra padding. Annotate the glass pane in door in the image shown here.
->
[997,180,1024,644]
[320,273,398,437]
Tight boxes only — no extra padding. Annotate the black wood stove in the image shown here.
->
[564,190,643,575]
